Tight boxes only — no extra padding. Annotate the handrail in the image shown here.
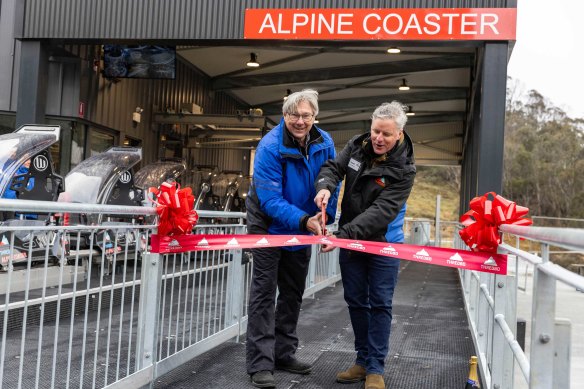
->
[0,198,246,219]
[494,314,530,382]
[460,223,584,389]
[500,224,584,252]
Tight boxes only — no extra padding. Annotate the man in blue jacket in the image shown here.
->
[245,89,338,388]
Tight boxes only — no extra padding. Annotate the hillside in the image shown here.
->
[406,166,460,222]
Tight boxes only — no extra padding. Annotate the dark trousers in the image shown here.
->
[339,249,400,374]
[246,245,311,374]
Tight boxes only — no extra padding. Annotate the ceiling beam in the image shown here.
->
[153,113,266,128]
[212,55,472,91]
[322,113,465,131]
[263,90,467,115]
[189,129,262,139]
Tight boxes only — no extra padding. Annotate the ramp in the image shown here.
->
[156,260,476,388]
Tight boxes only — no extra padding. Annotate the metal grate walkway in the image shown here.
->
[155,260,476,389]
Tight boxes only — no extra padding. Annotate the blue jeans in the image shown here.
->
[339,249,400,374]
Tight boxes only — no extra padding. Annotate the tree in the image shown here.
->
[504,79,584,219]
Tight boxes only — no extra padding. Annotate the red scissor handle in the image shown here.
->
[321,204,327,235]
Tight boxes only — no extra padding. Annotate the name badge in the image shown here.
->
[348,158,361,171]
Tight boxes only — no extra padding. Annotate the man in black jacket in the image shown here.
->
[314,101,416,389]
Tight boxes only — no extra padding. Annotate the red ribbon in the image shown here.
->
[150,182,199,236]
[459,192,532,253]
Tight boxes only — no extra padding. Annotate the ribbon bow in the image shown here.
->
[459,192,532,253]
[150,182,198,236]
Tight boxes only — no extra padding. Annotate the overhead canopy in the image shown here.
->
[15,0,515,204]
[174,42,475,165]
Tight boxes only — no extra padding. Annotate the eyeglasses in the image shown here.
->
[287,113,314,121]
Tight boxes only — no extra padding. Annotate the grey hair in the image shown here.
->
[282,89,319,117]
[371,101,408,130]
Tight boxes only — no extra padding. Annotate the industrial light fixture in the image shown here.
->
[398,78,410,91]
[283,89,292,101]
[387,47,401,54]
[406,105,415,116]
[246,52,259,67]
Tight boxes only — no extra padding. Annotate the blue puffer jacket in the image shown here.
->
[246,118,339,246]
[386,204,407,243]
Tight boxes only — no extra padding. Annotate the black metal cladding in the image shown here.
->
[22,0,516,40]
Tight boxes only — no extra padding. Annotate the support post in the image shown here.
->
[15,40,49,126]
[136,252,163,376]
[529,244,556,388]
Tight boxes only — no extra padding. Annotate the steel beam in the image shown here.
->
[212,55,472,91]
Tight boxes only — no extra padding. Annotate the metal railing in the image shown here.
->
[455,223,584,389]
[0,199,341,389]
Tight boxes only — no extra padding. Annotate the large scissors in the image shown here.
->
[321,203,327,236]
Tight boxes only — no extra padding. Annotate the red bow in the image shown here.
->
[150,182,198,236]
[459,192,532,253]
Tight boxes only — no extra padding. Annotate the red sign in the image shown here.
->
[244,8,516,40]
[78,101,85,118]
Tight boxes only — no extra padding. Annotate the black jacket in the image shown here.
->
[315,132,416,242]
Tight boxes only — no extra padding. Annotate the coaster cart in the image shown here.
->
[134,158,187,222]
[63,147,144,270]
[0,125,66,271]
[192,165,221,212]
[236,175,252,214]
[134,158,187,192]
[213,171,253,264]
[213,170,245,213]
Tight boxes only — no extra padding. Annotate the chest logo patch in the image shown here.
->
[375,177,386,187]
[348,158,361,171]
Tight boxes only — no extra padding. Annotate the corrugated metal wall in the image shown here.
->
[0,0,20,111]
[61,44,242,166]
[22,0,515,39]
[189,145,251,175]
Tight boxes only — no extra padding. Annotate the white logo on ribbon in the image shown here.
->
[483,257,498,266]
[320,237,333,245]
[414,249,432,261]
[480,255,500,271]
[447,252,467,267]
[255,237,270,246]
[197,238,209,246]
[348,242,366,250]
[380,245,399,256]
[168,239,180,247]
[286,237,300,244]
[226,238,239,246]
[119,171,132,184]
[33,155,49,171]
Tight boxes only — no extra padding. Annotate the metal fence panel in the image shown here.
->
[0,200,341,388]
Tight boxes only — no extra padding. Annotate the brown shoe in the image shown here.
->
[336,364,366,383]
[365,374,385,389]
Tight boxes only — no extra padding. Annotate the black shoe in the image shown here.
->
[275,358,312,375]
[250,370,275,388]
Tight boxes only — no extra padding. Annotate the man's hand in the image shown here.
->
[305,213,323,235]
[314,189,331,208]
[320,231,336,252]
[320,243,336,253]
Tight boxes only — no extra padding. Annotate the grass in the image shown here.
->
[407,169,460,222]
